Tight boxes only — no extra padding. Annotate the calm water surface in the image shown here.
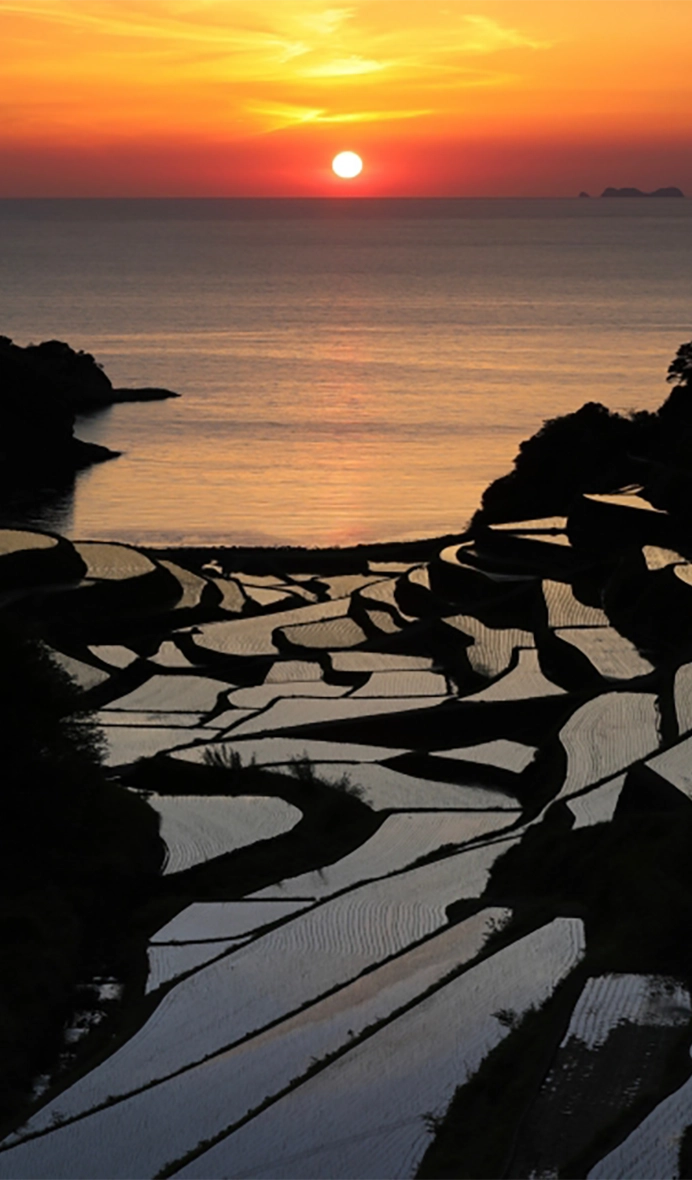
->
[1,198,691,546]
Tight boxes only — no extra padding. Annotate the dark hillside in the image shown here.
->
[475,338,692,526]
[0,336,179,499]
[0,620,164,1121]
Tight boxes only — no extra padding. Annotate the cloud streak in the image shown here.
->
[0,1,690,195]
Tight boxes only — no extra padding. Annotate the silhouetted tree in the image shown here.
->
[666,340,692,388]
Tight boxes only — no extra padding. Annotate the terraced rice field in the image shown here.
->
[438,543,534,584]
[555,627,654,680]
[175,919,585,1180]
[0,911,511,1180]
[88,644,139,668]
[98,709,219,728]
[47,651,110,692]
[226,694,448,738]
[208,576,246,612]
[491,516,568,531]
[565,975,691,1049]
[146,940,250,994]
[316,573,385,599]
[646,736,692,799]
[542,579,610,627]
[151,901,313,941]
[588,1054,692,1179]
[511,975,691,1180]
[464,648,566,701]
[513,531,572,547]
[584,491,666,514]
[149,639,195,667]
[192,600,350,657]
[566,775,626,827]
[443,615,534,678]
[361,608,402,636]
[3,509,687,1179]
[330,652,434,674]
[0,529,57,554]
[9,842,518,1138]
[73,541,156,580]
[264,659,325,682]
[241,585,298,609]
[227,681,350,709]
[102,675,229,713]
[442,739,537,773]
[359,578,413,621]
[158,561,210,610]
[310,761,520,810]
[149,795,301,874]
[674,565,692,587]
[407,565,431,590]
[252,811,514,900]
[557,692,661,799]
[100,724,215,767]
[642,546,686,571]
[172,736,411,767]
[674,663,692,734]
[351,670,449,697]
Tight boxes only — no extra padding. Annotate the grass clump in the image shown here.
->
[202,746,258,778]
[288,753,363,799]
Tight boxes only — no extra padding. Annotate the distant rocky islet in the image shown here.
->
[579,186,685,198]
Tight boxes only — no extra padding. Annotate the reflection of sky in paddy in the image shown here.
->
[3,202,690,545]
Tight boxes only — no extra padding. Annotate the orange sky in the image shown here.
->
[2,0,692,196]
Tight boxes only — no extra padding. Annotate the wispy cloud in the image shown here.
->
[0,0,555,139]
[298,7,355,37]
[301,54,386,78]
[247,100,434,132]
[457,15,550,54]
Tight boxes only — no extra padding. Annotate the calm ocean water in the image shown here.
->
[1,198,691,547]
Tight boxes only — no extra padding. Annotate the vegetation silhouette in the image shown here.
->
[0,620,164,1121]
[475,339,692,526]
[0,336,178,501]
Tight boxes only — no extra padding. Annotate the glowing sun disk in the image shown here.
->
[332,151,363,179]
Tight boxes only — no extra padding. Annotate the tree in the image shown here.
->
[666,341,692,388]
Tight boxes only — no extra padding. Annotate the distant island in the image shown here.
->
[0,336,179,496]
[579,186,685,198]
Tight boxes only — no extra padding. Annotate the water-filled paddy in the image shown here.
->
[3,497,692,1179]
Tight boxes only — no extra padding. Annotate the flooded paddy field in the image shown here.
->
[4,488,692,1178]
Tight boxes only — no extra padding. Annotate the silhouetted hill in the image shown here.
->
[18,338,179,411]
[0,337,179,495]
[474,339,692,525]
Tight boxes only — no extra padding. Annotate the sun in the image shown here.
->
[332,151,363,180]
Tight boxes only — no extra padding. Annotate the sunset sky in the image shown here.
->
[2,0,692,197]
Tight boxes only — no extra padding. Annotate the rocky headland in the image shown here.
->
[475,339,692,528]
[0,336,178,496]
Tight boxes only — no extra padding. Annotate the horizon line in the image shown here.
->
[0,193,687,201]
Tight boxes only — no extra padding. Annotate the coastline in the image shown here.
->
[3,343,692,1176]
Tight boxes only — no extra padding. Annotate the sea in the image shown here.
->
[1,197,691,548]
